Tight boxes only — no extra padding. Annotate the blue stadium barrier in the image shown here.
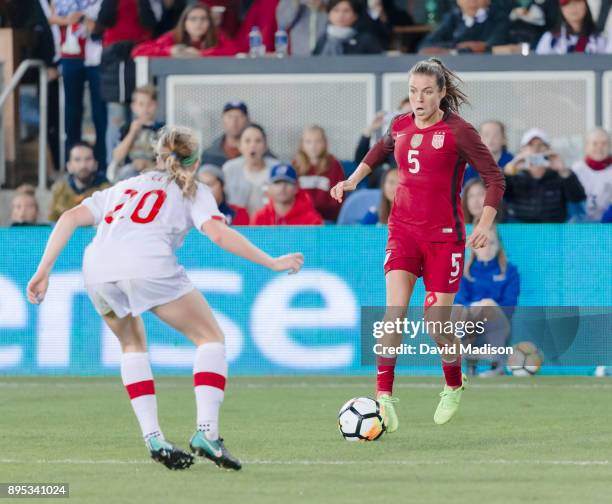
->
[0,225,610,376]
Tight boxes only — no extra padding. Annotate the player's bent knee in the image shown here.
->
[121,341,147,353]
[117,331,147,353]
[186,328,225,346]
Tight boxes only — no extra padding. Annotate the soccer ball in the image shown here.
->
[507,342,543,376]
[338,397,385,441]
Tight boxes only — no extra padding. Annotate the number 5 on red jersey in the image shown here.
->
[407,150,420,174]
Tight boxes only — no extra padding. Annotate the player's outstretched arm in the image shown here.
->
[202,219,304,274]
[27,205,95,304]
[330,162,372,203]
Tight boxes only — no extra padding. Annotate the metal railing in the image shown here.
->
[0,59,48,190]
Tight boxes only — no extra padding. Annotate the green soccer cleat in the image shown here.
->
[189,431,242,471]
[146,435,194,470]
[378,394,399,433]
[433,374,467,425]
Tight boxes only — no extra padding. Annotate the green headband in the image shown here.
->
[180,152,199,168]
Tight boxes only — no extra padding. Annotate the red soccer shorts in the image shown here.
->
[384,227,465,293]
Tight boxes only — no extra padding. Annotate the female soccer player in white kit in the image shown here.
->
[27,126,304,471]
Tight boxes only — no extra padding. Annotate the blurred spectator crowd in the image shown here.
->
[0,0,610,226]
[7,89,612,226]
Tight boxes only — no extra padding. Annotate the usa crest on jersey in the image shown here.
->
[410,134,423,148]
[432,131,445,149]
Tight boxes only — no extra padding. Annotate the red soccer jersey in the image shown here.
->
[363,111,505,242]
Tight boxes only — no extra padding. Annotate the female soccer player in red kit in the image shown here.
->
[331,59,505,431]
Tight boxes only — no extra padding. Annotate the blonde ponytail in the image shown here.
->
[156,126,200,198]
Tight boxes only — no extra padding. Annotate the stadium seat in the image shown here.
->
[340,160,356,177]
[340,160,369,189]
[337,189,381,224]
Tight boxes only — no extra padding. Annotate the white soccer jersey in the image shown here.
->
[81,171,223,285]
[571,161,612,221]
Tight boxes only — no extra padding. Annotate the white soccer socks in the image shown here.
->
[193,342,227,441]
[121,352,163,442]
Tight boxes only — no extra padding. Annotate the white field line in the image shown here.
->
[0,458,608,466]
[1,381,612,390]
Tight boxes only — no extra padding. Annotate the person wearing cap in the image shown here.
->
[570,127,612,221]
[201,101,250,167]
[503,128,586,223]
[200,102,277,168]
[536,0,612,54]
[197,164,250,225]
[251,164,323,225]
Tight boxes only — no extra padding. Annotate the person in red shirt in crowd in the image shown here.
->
[331,58,505,432]
[132,4,237,57]
[97,0,156,48]
[251,164,323,225]
[197,164,250,225]
[293,125,345,222]
[233,0,279,53]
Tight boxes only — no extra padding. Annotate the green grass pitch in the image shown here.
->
[1,376,611,503]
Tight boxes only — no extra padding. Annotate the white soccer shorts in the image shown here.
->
[86,270,194,318]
